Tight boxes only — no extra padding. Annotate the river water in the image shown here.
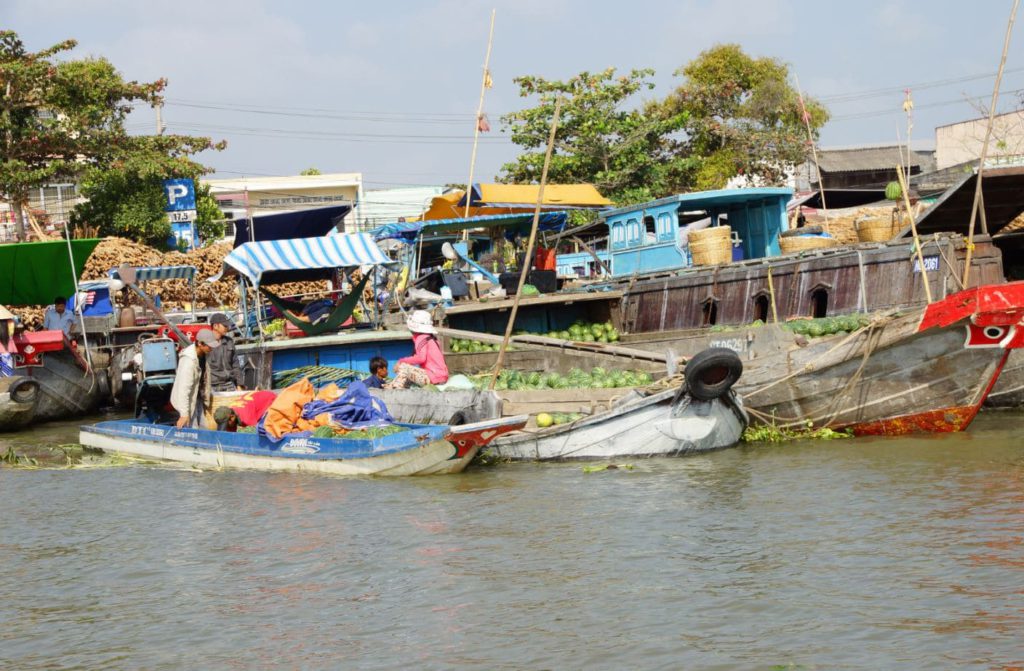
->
[1,412,1022,670]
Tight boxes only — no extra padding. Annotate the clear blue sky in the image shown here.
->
[9,0,1024,189]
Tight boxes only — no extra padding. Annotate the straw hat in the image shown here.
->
[406,310,437,335]
[0,304,14,321]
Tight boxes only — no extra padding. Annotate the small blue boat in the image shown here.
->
[79,415,527,476]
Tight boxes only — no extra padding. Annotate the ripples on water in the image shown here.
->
[1,413,1022,670]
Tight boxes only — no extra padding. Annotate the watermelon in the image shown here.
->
[591,324,605,338]
[607,328,620,342]
[559,330,571,340]
[807,322,825,337]
[583,333,596,342]
[636,371,652,385]
[591,367,607,378]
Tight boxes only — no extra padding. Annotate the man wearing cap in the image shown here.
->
[207,313,245,392]
[170,329,220,429]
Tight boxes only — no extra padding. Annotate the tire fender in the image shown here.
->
[9,377,40,405]
[684,347,743,401]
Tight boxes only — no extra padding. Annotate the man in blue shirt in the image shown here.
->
[42,296,75,336]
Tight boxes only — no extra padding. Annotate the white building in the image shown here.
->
[936,110,1024,170]
[203,172,365,232]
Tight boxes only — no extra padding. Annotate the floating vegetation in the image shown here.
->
[1,446,39,468]
[582,463,635,473]
[742,422,853,443]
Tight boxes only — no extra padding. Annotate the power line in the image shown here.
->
[817,66,1024,104]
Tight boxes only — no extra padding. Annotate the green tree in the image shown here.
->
[653,44,829,190]
[299,167,322,176]
[73,169,225,248]
[499,68,688,205]
[0,30,223,241]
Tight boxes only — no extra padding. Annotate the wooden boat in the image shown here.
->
[370,347,749,461]
[434,281,1024,435]
[487,387,747,461]
[78,415,528,476]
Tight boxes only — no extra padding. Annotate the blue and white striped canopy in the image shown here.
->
[111,265,197,283]
[215,234,391,287]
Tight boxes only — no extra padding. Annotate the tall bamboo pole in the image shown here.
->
[896,165,932,304]
[963,0,1020,288]
[462,8,497,235]
[488,97,562,391]
[795,74,829,233]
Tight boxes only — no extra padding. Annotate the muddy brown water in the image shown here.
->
[1,412,1022,669]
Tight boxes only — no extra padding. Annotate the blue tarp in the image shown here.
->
[370,212,568,242]
[232,205,352,247]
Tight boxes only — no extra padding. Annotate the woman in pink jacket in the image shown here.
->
[388,310,449,388]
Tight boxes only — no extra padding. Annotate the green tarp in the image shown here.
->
[0,239,102,306]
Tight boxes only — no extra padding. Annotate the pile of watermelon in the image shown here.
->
[483,366,652,392]
[781,314,871,338]
[517,320,620,343]
[450,339,505,353]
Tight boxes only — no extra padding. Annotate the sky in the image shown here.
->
[8,0,1024,192]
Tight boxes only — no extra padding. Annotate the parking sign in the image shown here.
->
[163,178,196,213]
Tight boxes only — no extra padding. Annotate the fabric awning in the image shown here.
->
[213,234,391,287]
[0,239,102,306]
[231,204,352,247]
[112,265,197,283]
[371,212,568,242]
[420,184,611,220]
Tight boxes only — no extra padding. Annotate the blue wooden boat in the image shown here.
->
[78,415,528,476]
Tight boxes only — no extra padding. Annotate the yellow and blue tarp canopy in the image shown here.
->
[420,183,611,220]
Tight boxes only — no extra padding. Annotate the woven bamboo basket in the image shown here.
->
[779,235,840,254]
[855,216,899,243]
[689,226,733,266]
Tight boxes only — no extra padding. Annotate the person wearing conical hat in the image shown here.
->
[387,310,448,389]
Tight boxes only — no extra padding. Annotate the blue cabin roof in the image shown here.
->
[558,187,794,278]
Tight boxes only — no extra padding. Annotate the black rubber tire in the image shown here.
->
[685,347,743,401]
[448,410,470,426]
[9,378,40,404]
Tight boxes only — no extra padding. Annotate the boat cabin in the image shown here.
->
[557,187,793,279]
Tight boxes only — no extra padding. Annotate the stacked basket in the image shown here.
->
[779,234,839,254]
[854,215,899,243]
[688,226,733,266]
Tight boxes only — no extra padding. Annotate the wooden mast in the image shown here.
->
[963,0,1020,288]
[489,97,562,390]
[461,8,497,235]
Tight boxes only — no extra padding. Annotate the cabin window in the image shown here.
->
[702,298,719,327]
[811,287,829,318]
[657,213,674,241]
[754,295,770,322]
[644,215,656,241]
[626,218,641,245]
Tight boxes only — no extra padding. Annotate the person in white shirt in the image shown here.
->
[42,296,75,336]
[169,329,220,429]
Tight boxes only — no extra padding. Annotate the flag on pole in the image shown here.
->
[484,69,493,89]
[477,113,491,132]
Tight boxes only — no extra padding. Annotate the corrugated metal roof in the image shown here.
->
[818,146,936,173]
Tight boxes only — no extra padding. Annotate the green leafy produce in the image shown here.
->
[607,328,620,342]
[522,284,540,296]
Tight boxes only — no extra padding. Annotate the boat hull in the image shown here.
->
[0,352,104,431]
[487,388,748,461]
[985,349,1024,408]
[78,416,526,476]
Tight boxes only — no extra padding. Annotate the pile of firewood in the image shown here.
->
[78,238,331,310]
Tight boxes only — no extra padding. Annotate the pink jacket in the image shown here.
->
[398,333,449,384]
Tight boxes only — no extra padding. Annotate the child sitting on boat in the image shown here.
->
[362,356,389,389]
[387,310,449,389]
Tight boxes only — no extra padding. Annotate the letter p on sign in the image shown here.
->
[166,184,188,205]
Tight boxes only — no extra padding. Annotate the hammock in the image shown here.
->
[259,274,370,337]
